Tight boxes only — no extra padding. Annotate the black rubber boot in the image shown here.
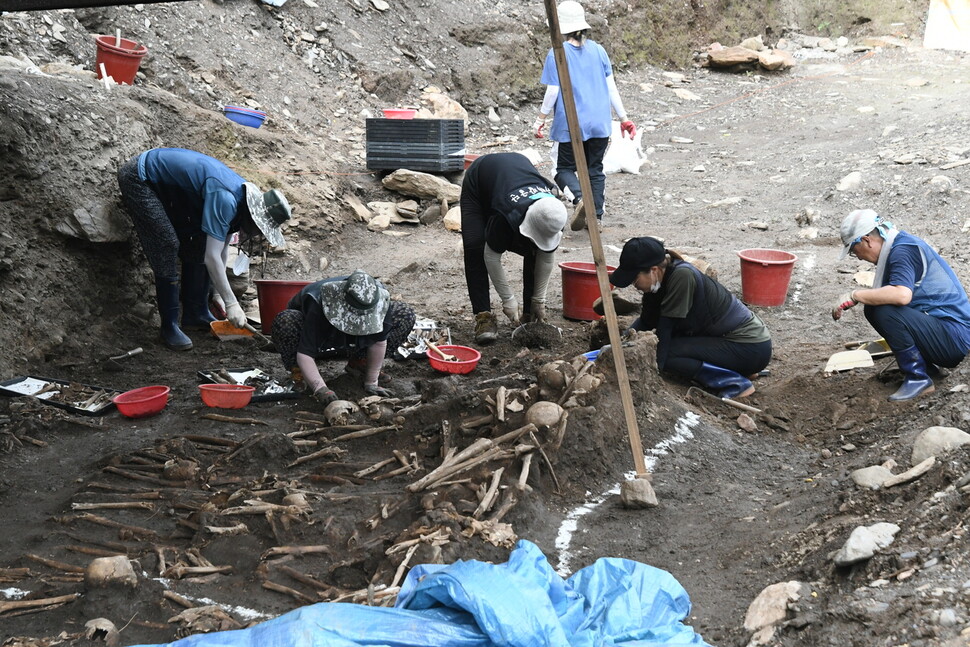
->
[180,262,217,330]
[888,345,935,401]
[694,362,755,399]
[156,277,193,351]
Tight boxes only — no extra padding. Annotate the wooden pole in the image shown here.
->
[541,0,649,479]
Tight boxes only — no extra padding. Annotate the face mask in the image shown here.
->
[649,281,661,294]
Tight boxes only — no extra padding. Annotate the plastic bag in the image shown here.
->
[603,120,647,175]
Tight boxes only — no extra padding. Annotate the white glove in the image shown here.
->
[226,302,247,328]
[831,292,858,321]
[530,299,546,323]
[533,116,546,139]
[502,298,521,325]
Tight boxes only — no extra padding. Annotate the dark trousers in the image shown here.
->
[663,337,773,380]
[555,137,609,217]
[459,199,535,315]
[864,304,967,368]
[272,301,416,370]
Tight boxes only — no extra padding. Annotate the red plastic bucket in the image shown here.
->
[559,261,616,321]
[737,249,798,307]
[254,279,312,335]
[95,35,147,85]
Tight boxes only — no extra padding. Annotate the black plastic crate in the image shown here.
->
[366,118,464,144]
[366,118,465,172]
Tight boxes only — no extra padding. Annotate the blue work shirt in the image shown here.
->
[137,148,246,242]
[885,231,970,352]
[540,40,614,142]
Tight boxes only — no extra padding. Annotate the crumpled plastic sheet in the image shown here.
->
[135,539,711,647]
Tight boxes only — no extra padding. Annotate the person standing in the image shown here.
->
[118,148,290,350]
[832,209,970,401]
[271,270,416,404]
[460,152,568,344]
[534,0,635,231]
[609,237,772,399]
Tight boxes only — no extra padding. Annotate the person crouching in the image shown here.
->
[609,237,772,398]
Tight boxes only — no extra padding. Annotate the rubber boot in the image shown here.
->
[180,262,218,330]
[694,362,755,399]
[888,345,935,401]
[156,277,193,351]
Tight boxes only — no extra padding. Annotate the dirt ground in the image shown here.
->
[2,1,970,646]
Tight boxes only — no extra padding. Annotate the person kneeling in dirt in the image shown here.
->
[460,152,568,345]
[832,210,970,401]
[118,148,290,351]
[271,270,416,405]
[610,237,772,399]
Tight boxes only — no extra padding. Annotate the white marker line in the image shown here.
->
[555,412,701,575]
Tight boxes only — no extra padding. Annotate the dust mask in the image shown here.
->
[649,281,661,294]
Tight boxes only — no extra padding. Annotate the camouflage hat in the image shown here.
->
[319,270,390,336]
[243,182,290,249]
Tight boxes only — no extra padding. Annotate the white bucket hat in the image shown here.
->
[520,195,567,252]
[839,209,893,259]
[243,182,291,249]
[558,1,591,34]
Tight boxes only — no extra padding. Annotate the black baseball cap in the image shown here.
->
[609,237,666,288]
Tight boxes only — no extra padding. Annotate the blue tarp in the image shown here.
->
[137,540,710,647]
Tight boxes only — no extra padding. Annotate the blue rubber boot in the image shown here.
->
[694,362,755,399]
[180,262,217,330]
[156,277,193,351]
[888,346,935,401]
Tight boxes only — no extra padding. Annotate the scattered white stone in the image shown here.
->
[670,136,694,144]
[662,71,686,83]
[366,213,391,231]
[739,35,765,51]
[746,221,769,230]
[857,106,875,113]
[850,465,894,489]
[487,107,501,124]
[894,153,916,164]
[383,169,461,202]
[443,205,462,232]
[709,196,745,208]
[619,477,658,508]
[673,88,701,101]
[370,0,389,10]
[905,77,929,87]
[692,165,706,173]
[928,175,953,193]
[912,426,970,464]
[737,413,758,432]
[833,522,900,566]
[744,581,802,647]
[797,227,819,239]
[836,171,863,192]
[795,207,819,226]
[853,271,874,287]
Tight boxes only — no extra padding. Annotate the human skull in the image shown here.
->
[324,400,360,426]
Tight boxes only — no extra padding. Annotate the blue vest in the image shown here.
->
[891,232,970,331]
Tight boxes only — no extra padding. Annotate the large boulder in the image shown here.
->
[382,169,461,203]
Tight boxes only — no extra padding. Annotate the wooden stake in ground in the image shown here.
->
[542,0,656,507]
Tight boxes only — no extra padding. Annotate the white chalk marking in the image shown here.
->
[555,412,701,575]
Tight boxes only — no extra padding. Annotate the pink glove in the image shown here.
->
[533,116,546,139]
[620,120,636,139]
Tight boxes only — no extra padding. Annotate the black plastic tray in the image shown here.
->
[197,367,301,403]
[0,375,121,416]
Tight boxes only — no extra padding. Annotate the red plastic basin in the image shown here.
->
[428,345,481,375]
[113,385,170,419]
[199,384,255,409]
